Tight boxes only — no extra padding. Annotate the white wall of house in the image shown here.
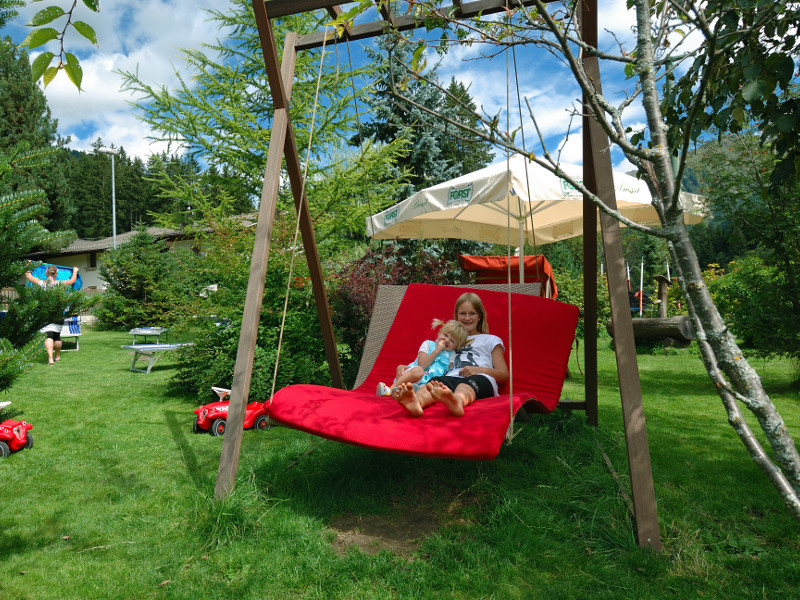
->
[31,234,199,292]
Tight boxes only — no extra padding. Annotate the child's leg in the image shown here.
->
[378,366,424,396]
[45,337,55,365]
[393,366,424,388]
[395,383,424,416]
[427,381,476,417]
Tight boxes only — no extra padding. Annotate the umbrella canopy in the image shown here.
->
[366,154,706,246]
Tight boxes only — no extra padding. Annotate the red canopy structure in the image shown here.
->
[459,255,558,298]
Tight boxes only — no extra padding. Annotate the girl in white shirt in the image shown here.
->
[395,292,509,417]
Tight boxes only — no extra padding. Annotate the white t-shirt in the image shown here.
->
[38,280,63,334]
[445,333,505,396]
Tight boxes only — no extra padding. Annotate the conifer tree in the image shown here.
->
[357,39,494,201]
[0,36,71,231]
[0,145,94,419]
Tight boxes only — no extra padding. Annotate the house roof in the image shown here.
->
[26,227,185,259]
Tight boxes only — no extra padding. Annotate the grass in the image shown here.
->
[2,328,800,599]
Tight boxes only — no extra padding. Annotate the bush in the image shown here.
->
[552,269,612,339]
[168,219,330,397]
[95,231,200,329]
[707,254,800,359]
[329,241,472,387]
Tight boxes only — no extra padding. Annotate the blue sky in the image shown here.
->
[3,1,673,171]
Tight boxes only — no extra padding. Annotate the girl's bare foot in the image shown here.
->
[395,383,423,417]
[427,381,465,417]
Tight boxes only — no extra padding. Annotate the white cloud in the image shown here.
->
[7,0,684,167]
[12,0,220,159]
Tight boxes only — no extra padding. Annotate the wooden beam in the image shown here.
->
[582,29,662,549]
[265,0,544,19]
[580,0,598,428]
[253,0,288,109]
[293,0,549,50]
[215,30,299,499]
[259,3,345,388]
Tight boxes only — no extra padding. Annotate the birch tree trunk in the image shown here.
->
[370,0,800,520]
[630,0,800,516]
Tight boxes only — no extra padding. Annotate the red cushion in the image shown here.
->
[268,284,578,460]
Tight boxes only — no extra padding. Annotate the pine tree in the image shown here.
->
[0,145,95,417]
[357,39,494,201]
[0,36,71,232]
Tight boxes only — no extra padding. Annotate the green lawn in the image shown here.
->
[2,328,799,599]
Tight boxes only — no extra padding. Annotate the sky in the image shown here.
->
[4,0,656,170]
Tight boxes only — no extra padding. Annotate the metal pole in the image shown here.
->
[111,153,117,249]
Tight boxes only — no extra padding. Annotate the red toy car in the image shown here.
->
[193,387,270,436]
[0,419,33,457]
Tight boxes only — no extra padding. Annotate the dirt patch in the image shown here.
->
[329,490,479,558]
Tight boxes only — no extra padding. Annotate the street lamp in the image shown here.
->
[95,146,119,248]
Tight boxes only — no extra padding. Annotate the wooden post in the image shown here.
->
[582,0,661,551]
[654,275,670,318]
[215,23,299,499]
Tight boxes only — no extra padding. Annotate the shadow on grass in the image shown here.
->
[237,410,640,554]
[164,409,214,490]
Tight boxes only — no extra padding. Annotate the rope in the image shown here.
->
[511,43,543,288]
[505,47,515,442]
[269,27,330,406]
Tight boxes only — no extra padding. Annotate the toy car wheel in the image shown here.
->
[0,441,9,458]
[24,432,33,449]
[253,415,270,431]
[211,418,226,437]
[192,418,202,434]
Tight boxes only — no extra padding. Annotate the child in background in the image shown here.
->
[377,319,468,397]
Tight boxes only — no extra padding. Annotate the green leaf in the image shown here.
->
[741,80,768,102]
[30,51,54,83]
[42,65,58,89]
[72,21,97,45]
[775,113,796,133]
[20,27,59,50]
[64,53,83,90]
[28,6,65,26]
[82,0,100,12]
[411,43,426,72]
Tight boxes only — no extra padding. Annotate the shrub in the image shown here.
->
[169,219,330,397]
[552,269,611,339]
[329,241,472,387]
[95,231,200,329]
[708,254,800,359]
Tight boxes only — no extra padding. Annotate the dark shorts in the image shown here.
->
[45,331,61,341]
[430,375,495,400]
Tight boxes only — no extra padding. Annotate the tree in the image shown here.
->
[0,36,71,231]
[0,144,94,420]
[0,0,22,30]
[686,131,800,360]
[118,0,411,261]
[336,1,800,519]
[357,39,494,201]
[17,0,98,89]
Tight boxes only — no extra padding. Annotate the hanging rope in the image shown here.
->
[511,43,544,290]
[269,27,331,406]
[504,46,515,443]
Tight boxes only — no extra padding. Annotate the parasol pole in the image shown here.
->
[518,222,525,283]
[639,256,644,316]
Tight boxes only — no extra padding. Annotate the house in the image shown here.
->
[24,228,197,292]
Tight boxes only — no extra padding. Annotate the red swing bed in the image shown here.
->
[268,284,579,460]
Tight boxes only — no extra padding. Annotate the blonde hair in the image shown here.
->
[45,266,58,277]
[431,318,468,349]
[453,292,489,333]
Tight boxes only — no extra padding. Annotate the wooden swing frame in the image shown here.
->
[215,0,662,550]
